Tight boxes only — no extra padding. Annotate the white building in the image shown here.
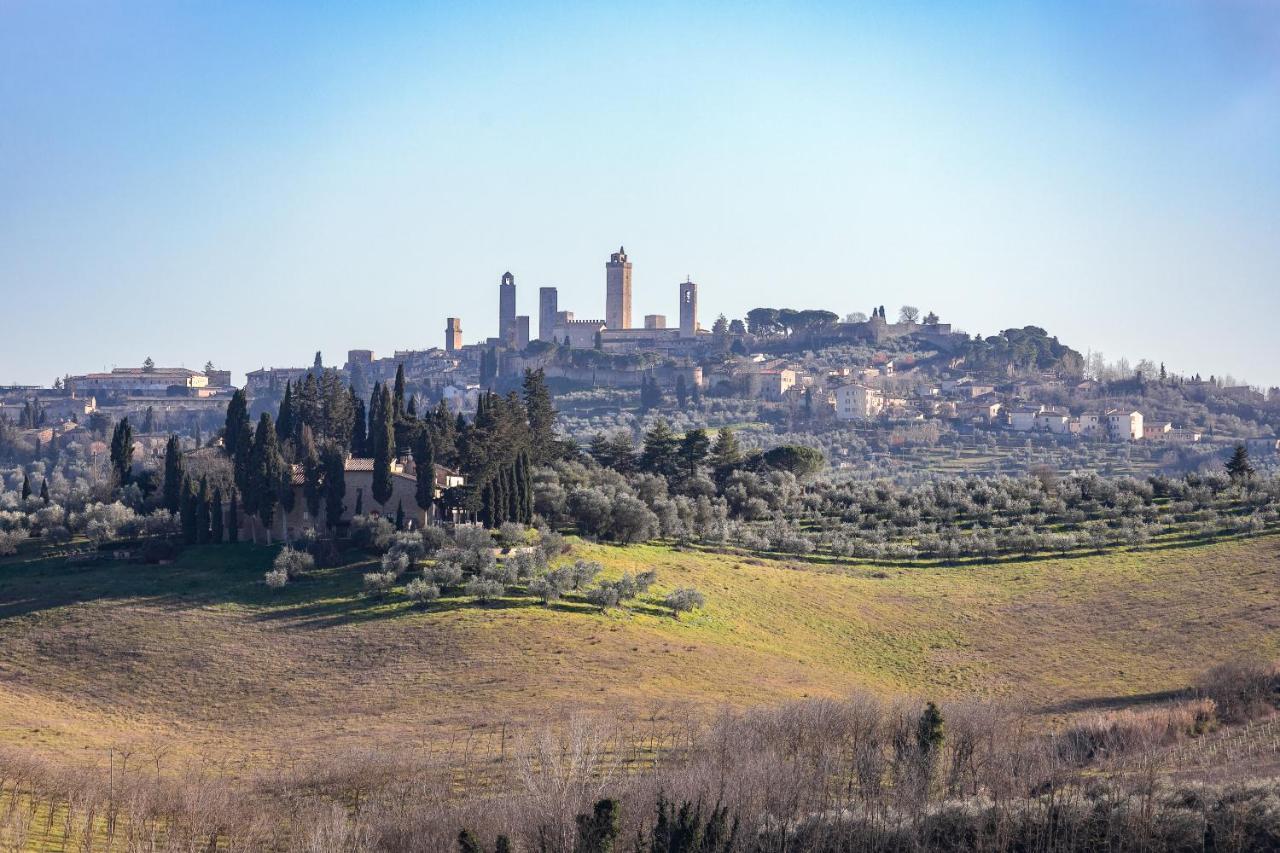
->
[1034,409,1072,434]
[834,384,883,420]
[1008,405,1044,431]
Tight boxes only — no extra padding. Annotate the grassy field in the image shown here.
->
[1,534,1277,768]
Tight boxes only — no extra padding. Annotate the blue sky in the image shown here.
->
[2,0,1277,386]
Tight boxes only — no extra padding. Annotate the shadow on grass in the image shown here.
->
[1039,688,1188,714]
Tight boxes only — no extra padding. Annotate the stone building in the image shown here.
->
[835,384,884,420]
[679,279,698,338]
[605,246,632,331]
[538,287,558,342]
[445,318,463,351]
[499,272,516,344]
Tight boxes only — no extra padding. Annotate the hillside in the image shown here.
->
[1,535,1278,766]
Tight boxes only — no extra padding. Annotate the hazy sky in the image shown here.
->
[2,1,1278,386]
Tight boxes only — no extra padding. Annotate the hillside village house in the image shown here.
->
[834,384,884,420]
[1034,409,1072,434]
[239,457,466,540]
[1008,405,1045,431]
[1080,409,1144,441]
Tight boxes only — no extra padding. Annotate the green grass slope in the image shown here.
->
[1,535,1277,764]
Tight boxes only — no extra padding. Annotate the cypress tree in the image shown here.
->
[40,478,49,506]
[300,425,323,521]
[109,417,134,485]
[180,476,198,545]
[223,389,250,458]
[522,368,556,464]
[505,462,519,524]
[162,434,184,513]
[195,477,211,544]
[372,385,395,507]
[249,413,282,543]
[322,443,346,530]
[413,430,435,515]
[354,489,363,516]
[350,393,368,457]
[480,479,494,528]
[211,487,224,543]
[496,464,508,525]
[392,364,406,421]
[21,473,31,501]
[227,490,239,543]
[276,381,295,443]
[395,499,405,531]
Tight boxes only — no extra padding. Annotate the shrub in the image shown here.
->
[538,529,568,559]
[380,551,410,577]
[430,561,464,590]
[387,531,427,565]
[419,525,451,554]
[350,515,395,552]
[0,529,26,556]
[509,548,547,580]
[1197,659,1280,723]
[363,570,397,596]
[635,570,657,592]
[664,587,706,618]
[528,576,562,605]
[404,578,440,606]
[274,546,316,579]
[453,525,492,550]
[569,559,602,590]
[264,567,288,589]
[464,577,505,603]
[585,584,620,611]
[497,522,527,548]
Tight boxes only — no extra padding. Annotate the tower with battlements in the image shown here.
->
[605,246,632,330]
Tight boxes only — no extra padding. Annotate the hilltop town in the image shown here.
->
[3,245,1278,485]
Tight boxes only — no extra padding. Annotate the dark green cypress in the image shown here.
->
[195,477,211,545]
[223,389,250,459]
[392,364,406,421]
[211,488,224,543]
[21,473,31,501]
[413,430,435,514]
[180,476,198,545]
[40,478,50,506]
[227,490,239,543]
[162,434,184,513]
[276,381,295,442]
[505,462,518,524]
[395,499,405,531]
[372,385,395,507]
[350,393,368,457]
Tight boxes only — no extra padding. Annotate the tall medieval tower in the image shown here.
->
[605,246,632,330]
[538,287,558,342]
[499,272,516,344]
[679,278,698,338]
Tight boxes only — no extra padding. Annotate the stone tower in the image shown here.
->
[679,278,698,338]
[445,317,462,352]
[605,246,632,331]
[538,287,558,342]
[499,272,516,344]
